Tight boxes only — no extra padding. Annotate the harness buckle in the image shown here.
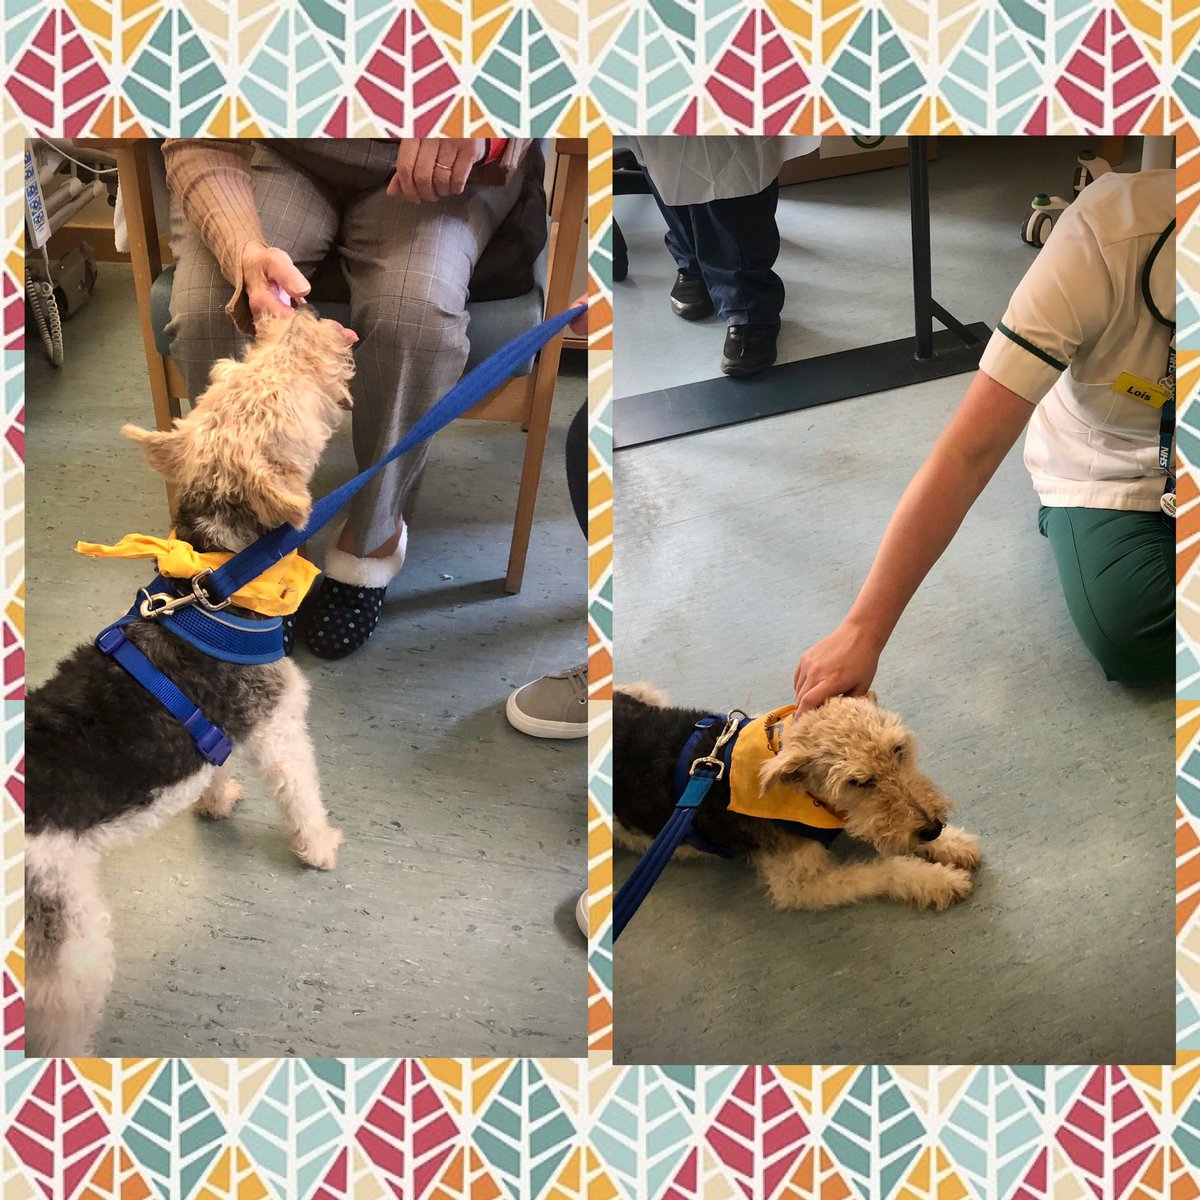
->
[95,625,127,654]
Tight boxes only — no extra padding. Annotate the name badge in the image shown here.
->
[1112,371,1169,408]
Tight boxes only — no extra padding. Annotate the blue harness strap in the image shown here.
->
[90,305,585,766]
[96,617,232,766]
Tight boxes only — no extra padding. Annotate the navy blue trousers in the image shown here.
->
[646,174,784,326]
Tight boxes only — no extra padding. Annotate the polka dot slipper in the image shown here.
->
[303,525,407,661]
[281,571,325,656]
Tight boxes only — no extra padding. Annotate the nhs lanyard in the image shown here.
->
[1159,337,1174,481]
[1143,219,1175,518]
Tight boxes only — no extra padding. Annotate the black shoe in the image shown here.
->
[613,220,628,283]
[670,271,714,320]
[721,323,779,377]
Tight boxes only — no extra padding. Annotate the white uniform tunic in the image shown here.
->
[625,136,820,205]
[978,169,1175,512]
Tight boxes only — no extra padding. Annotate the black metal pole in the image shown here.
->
[908,136,934,360]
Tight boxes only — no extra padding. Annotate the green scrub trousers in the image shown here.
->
[1038,505,1173,686]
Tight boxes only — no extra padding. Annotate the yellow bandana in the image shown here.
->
[75,533,319,617]
[728,705,845,829]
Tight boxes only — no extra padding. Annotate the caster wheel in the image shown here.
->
[1022,210,1052,248]
[1072,164,1094,193]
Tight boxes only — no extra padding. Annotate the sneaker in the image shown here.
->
[505,664,588,739]
[721,322,779,377]
[669,270,715,320]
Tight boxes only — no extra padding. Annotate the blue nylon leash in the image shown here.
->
[202,304,585,607]
[94,304,585,764]
[612,711,746,942]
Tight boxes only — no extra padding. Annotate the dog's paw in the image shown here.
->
[293,825,344,871]
[929,865,973,910]
[890,859,973,910]
[921,826,981,871]
[195,780,242,820]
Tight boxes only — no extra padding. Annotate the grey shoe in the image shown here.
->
[505,664,588,739]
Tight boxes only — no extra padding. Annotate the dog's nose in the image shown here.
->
[917,820,944,842]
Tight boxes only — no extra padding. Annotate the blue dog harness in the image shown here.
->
[613,707,847,941]
[91,306,585,767]
[612,711,747,942]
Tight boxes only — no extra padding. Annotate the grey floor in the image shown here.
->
[26,264,586,1059]
[612,137,1174,1065]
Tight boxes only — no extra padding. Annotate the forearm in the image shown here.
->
[845,370,1034,649]
[162,139,263,331]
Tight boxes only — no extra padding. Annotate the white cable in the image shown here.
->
[34,138,118,175]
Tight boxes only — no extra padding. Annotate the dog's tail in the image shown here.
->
[614,682,670,708]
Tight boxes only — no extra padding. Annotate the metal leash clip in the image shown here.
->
[689,709,748,779]
[137,570,232,620]
[188,569,233,612]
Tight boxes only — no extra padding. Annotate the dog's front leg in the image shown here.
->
[245,663,343,870]
[914,825,981,871]
[194,761,243,820]
[755,841,972,911]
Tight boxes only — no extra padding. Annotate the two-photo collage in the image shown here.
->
[16,126,1183,1186]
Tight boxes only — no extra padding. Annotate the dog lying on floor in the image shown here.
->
[25,308,354,1057]
[614,684,980,912]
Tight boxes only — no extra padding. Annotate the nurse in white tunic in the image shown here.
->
[794,167,1175,706]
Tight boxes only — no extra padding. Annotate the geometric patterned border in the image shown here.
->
[5,2,1200,1198]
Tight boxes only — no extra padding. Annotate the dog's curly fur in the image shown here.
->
[614,684,980,913]
[25,308,354,1057]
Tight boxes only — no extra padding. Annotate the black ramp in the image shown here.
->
[613,324,989,450]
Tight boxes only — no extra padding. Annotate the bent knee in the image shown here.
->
[355,286,467,355]
[1080,602,1171,686]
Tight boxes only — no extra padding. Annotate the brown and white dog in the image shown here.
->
[614,683,981,913]
[25,308,353,1057]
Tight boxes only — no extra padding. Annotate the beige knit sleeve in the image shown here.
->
[161,139,263,334]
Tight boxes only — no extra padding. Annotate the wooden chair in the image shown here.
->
[83,138,586,594]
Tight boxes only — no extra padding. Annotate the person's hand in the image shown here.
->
[568,292,589,336]
[792,622,883,714]
[241,240,309,325]
[388,139,487,203]
[240,242,357,345]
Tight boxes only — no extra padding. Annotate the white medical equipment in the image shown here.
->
[1020,150,1112,248]
[24,140,109,366]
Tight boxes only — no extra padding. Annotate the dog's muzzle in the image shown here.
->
[917,820,944,842]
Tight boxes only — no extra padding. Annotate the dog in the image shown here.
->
[25,307,355,1057]
[614,684,980,913]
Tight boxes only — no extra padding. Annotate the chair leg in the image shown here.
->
[504,143,587,593]
[505,370,554,594]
